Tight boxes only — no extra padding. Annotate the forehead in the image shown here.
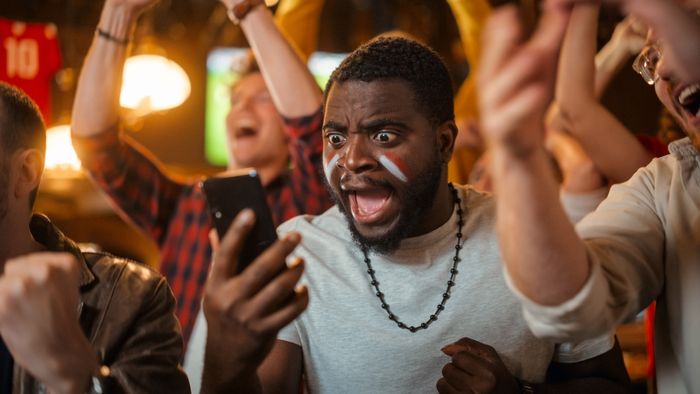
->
[230,72,266,96]
[324,79,422,123]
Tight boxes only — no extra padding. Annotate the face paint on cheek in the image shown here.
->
[323,152,340,182]
[378,153,409,183]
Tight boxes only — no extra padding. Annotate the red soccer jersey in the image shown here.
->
[0,17,62,124]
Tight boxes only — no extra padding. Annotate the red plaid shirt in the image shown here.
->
[73,108,332,344]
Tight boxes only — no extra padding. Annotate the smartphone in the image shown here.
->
[202,170,278,273]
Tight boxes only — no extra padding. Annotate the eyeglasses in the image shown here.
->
[632,45,662,85]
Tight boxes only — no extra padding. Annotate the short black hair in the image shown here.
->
[324,36,455,126]
[0,82,46,207]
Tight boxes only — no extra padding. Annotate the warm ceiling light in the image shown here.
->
[120,54,191,114]
[45,124,81,171]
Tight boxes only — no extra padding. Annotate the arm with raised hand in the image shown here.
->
[479,3,591,308]
[593,16,646,96]
[556,0,700,82]
[70,0,186,246]
[220,0,322,118]
[71,0,155,137]
[555,3,651,183]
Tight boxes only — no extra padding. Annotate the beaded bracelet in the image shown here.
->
[96,27,130,46]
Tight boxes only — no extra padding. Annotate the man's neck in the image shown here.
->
[406,182,455,238]
[0,213,43,268]
[225,161,287,188]
[256,166,279,187]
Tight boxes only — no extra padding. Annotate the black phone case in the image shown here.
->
[202,171,278,273]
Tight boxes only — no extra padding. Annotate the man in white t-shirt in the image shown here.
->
[198,36,632,393]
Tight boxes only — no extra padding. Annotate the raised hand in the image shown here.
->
[554,0,700,82]
[201,209,308,392]
[609,16,647,57]
[478,3,571,158]
[437,337,520,394]
[0,253,98,394]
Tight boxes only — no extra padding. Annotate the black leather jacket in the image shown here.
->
[11,215,190,393]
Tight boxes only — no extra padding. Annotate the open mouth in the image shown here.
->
[235,125,258,139]
[678,84,700,118]
[348,188,393,224]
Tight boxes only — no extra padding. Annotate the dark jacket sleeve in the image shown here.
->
[83,255,190,394]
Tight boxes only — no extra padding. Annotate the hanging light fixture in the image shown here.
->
[44,124,81,171]
[120,54,191,115]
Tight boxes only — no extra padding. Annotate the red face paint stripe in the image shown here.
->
[382,152,411,179]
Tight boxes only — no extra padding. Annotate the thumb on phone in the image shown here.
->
[209,209,256,285]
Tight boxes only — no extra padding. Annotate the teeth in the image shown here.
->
[679,84,700,105]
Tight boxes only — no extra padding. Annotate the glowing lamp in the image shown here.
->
[45,124,81,171]
[120,54,191,114]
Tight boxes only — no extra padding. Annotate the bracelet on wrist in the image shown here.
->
[96,27,130,46]
[226,0,265,25]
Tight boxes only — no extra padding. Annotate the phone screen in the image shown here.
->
[202,171,278,273]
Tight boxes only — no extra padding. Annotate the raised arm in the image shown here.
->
[478,3,591,306]
[555,4,651,183]
[71,0,155,137]
[70,0,186,246]
[593,16,646,96]
[220,0,322,118]
[561,0,700,82]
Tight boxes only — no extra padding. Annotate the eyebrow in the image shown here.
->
[322,117,410,133]
[322,120,347,132]
[360,118,409,131]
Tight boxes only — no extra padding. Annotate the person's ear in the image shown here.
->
[13,149,44,199]
[437,120,458,163]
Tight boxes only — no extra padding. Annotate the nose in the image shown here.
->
[338,135,378,174]
[230,95,253,113]
[656,55,672,82]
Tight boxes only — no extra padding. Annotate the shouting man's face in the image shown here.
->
[225,72,288,171]
[649,42,700,150]
[322,79,452,253]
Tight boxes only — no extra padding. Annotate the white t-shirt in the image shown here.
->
[276,185,613,394]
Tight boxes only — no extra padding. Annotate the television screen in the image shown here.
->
[204,48,346,166]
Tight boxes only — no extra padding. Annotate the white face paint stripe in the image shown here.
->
[379,155,408,183]
[324,153,340,181]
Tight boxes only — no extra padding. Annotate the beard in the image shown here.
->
[325,151,444,255]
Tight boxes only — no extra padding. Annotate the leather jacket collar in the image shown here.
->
[29,213,96,288]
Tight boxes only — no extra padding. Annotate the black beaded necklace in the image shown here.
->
[361,183,464,333]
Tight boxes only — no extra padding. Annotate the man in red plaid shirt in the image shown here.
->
[70,0,331,345]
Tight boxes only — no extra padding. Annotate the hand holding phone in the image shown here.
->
[202,211,308,392]
[202,170,278,273]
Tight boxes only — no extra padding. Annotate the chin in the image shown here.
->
[350,227,404,255]
[345,207,409,255]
